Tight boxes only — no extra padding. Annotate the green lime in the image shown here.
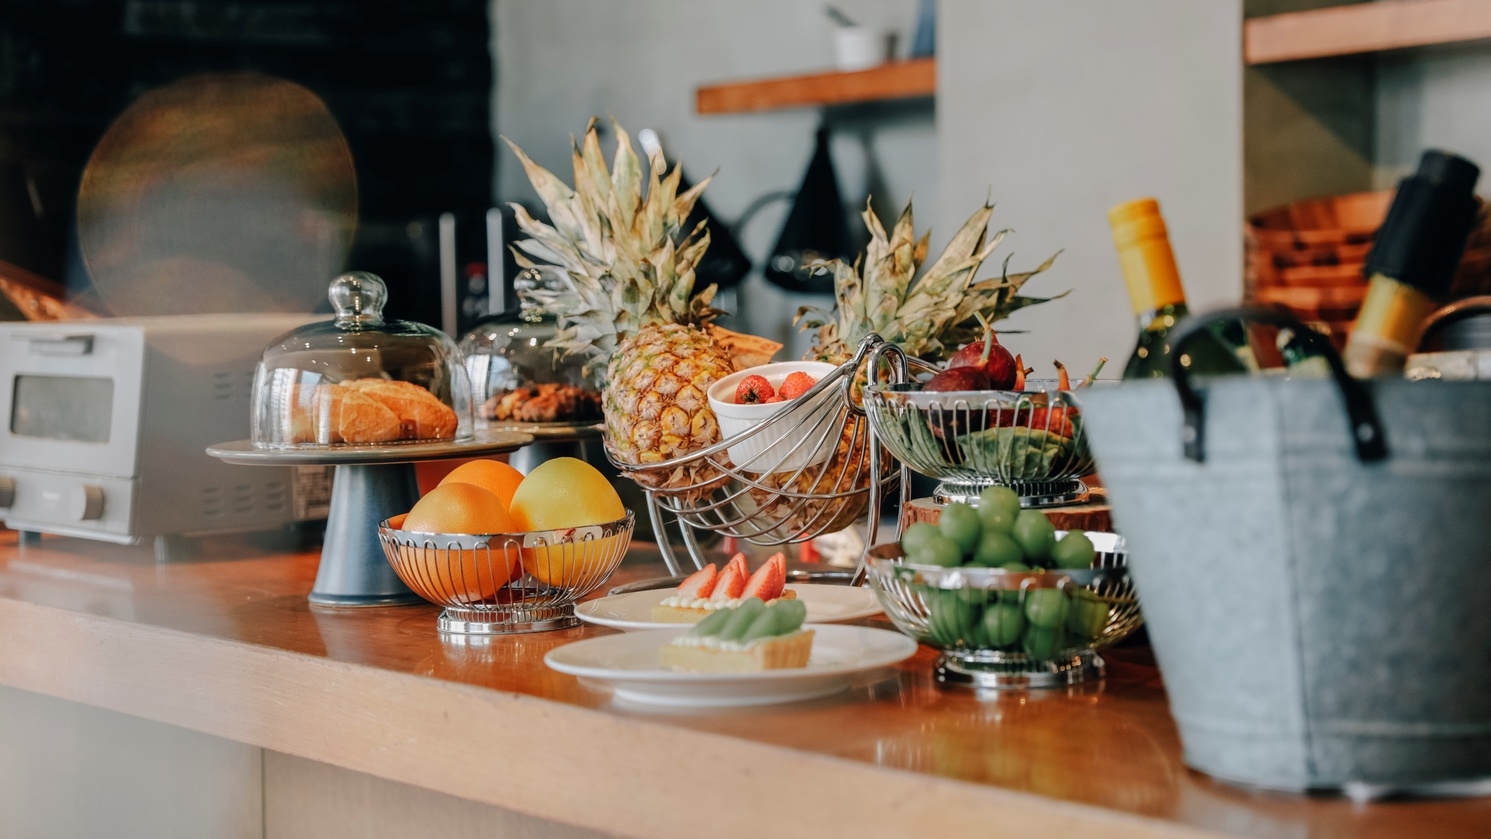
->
[1051,530,1097,570]
[1023,587,1069,628]
[972,531,1023,567]
[978,505,1017,537]
[1066,590,1109,640]
[999,562,1031,573]
[1011,510,1056,565]
[915,534,964,568]
[900,521,940,556]
[938,503,982,555]
[982,601,1025,647]
[977,486,1022,531]
[1022,625,1068,660]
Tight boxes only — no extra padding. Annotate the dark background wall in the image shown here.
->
[0,0,494,325]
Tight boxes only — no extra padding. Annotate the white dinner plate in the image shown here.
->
[544,624,917,708]
[574,584,883,632]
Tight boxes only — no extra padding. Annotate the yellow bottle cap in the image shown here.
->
[1108,198,1168,250]
[1108,197,1186,315]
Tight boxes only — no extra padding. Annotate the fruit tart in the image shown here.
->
[658,598,813,673]
[650,552,795,624]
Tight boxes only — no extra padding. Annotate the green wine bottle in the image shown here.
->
[1108,198,1250,379]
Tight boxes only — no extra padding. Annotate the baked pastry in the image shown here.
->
[657,598,813,673]
[288,379,458,445]
[345,379,459,440]
[481,383,602,424]
[299,383,403,444]
[650,552,795,624]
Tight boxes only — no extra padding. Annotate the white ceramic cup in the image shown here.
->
[833,26,884,72]
[707,361,840,474]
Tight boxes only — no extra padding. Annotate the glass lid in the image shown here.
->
[252,271,474,448]
[460,267,601,426]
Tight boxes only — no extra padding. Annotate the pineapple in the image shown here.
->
[504,119,735,492]
[797,199,1063,365]
[752,200,1065,531]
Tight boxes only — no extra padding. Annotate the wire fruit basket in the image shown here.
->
[863,533,1140,689]
[606,335,908,575]
[865,381,1096,507]
[377,511,634,634]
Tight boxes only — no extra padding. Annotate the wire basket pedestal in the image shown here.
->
[610,335,912,577]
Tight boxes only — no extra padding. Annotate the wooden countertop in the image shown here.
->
[0,531,1487,839]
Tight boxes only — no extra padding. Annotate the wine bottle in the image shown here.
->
[1343,150,1480,378]
[1108,198,1250,379]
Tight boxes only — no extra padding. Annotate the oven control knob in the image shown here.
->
[0,476,13,509]
[71,485,105,521]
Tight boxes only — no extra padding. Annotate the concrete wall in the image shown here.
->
[1376,43,1491,187]
[495,1,1248,370]
[938,0,1244,374]
[493,0,937,358]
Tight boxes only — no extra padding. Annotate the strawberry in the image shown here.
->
[763,396,784,403]
[711,564,747,600]
[711,553,749,600]
[741,555,786,601]
[676,563,718,598]
[735,375,774,404]
[778,372,817,400]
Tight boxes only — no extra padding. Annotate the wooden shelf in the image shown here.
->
[696,58,935,114]
[1246,0,1491,65]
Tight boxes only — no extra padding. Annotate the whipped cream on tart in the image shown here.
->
[657,597,813,673]
[651,552,795,624]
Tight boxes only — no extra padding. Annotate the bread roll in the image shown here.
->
[307,384,403,444]
[344,379,458,441]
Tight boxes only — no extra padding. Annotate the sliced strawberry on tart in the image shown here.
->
[650,552,796,623]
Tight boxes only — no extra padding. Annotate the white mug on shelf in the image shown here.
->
[833,26,884,72]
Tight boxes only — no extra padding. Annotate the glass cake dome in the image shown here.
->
[252,271,474,448]
[460,267,601,427]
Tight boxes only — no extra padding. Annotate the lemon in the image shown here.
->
[509,457,625,530]
[509,457,627,586]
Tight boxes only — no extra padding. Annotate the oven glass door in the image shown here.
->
[0,326,142,478]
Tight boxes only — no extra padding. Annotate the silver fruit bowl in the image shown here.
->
[863,532,1141,690]
[864,380,1096,507]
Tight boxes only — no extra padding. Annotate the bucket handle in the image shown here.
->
[1168,305,1388,464]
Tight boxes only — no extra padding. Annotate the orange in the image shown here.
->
[399,483,521,604]
[438,459,525,511]
[509,457,627,586]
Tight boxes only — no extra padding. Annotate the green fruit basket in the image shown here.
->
[864,532,1140,689]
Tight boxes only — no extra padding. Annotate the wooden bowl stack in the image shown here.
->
[1245,191,1491,348]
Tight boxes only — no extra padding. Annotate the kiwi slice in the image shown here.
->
[717,598,766,641]
[691,607,734,637]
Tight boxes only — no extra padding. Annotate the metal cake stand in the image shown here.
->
[207,430,533,607]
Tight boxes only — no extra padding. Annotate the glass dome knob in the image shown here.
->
[328,271,388,327]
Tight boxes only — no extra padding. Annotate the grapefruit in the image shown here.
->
[438,459,525,511]
[399,483,521,603]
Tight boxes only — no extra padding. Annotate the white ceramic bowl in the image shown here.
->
[707,361,840,473]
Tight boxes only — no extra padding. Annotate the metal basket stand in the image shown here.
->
[609,334,913,577]
[865,379,1096,509]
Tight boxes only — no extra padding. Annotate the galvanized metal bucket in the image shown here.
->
[1080,306,1491,793]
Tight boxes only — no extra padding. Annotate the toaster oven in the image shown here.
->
[0,314,331,554]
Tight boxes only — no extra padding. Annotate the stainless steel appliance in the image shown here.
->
[0,314,329,555]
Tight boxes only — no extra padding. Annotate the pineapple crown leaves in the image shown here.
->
[503,117,724,367]
[795,198,1065,362]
